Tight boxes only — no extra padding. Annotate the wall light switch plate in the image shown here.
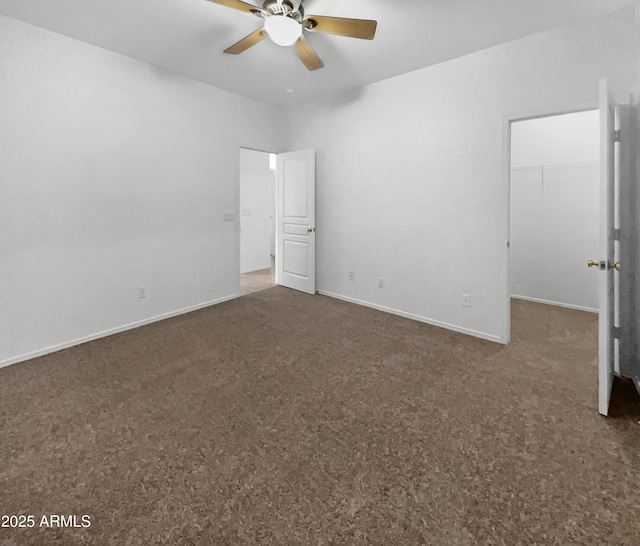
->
[462,294,471,308]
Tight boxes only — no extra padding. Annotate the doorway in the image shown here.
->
[239,148,277,296]
[507,109,605,365]
[509,109,601,313]
[505,84,636,415]
[238,147,317,297]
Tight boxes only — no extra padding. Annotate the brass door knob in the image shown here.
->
[587,259,621,271]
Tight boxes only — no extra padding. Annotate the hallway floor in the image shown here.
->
[241,261,275,296]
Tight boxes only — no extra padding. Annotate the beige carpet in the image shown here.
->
[1,289,639,545]
[241,265,275,296]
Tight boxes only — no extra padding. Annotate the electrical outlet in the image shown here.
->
[348,271,355,282]
[223,212,235,222]
[462,293,471,308]
[138,286,146,299]
[378,277,385,288]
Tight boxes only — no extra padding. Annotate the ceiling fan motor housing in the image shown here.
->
[262,0,304,21]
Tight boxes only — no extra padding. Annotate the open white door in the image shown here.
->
[276,149,316,295]
[595,79,618,416]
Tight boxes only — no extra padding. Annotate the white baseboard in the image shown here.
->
[241,264,273,274]
[0,294,238,370]
[317,290,503,344]
[511,294,597,313]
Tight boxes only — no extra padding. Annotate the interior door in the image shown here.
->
[596,79,617,416]
[276,149,316,295]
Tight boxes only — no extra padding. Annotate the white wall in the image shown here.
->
[285,8,637,343]
[240,148,272,273]
[510,111,599,312]
[0,15,285,367]
[511,165,599,311]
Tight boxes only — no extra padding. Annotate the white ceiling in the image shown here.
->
[0,0,632,106]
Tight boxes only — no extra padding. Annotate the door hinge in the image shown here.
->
[613,326,621,339]
[613,228,621,240]
[613,129,621,143]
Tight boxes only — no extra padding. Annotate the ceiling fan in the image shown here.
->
[206,0,377,71]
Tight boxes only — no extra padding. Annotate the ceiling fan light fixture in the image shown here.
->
[264,15,302,46]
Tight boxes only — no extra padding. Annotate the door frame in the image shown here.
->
[501,101,598,344]
[237,146,279,297]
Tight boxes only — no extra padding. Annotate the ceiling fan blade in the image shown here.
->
[224,29,267,54]
[293,35,324,71]
[205,0,263,15]
[303,15,377,40]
